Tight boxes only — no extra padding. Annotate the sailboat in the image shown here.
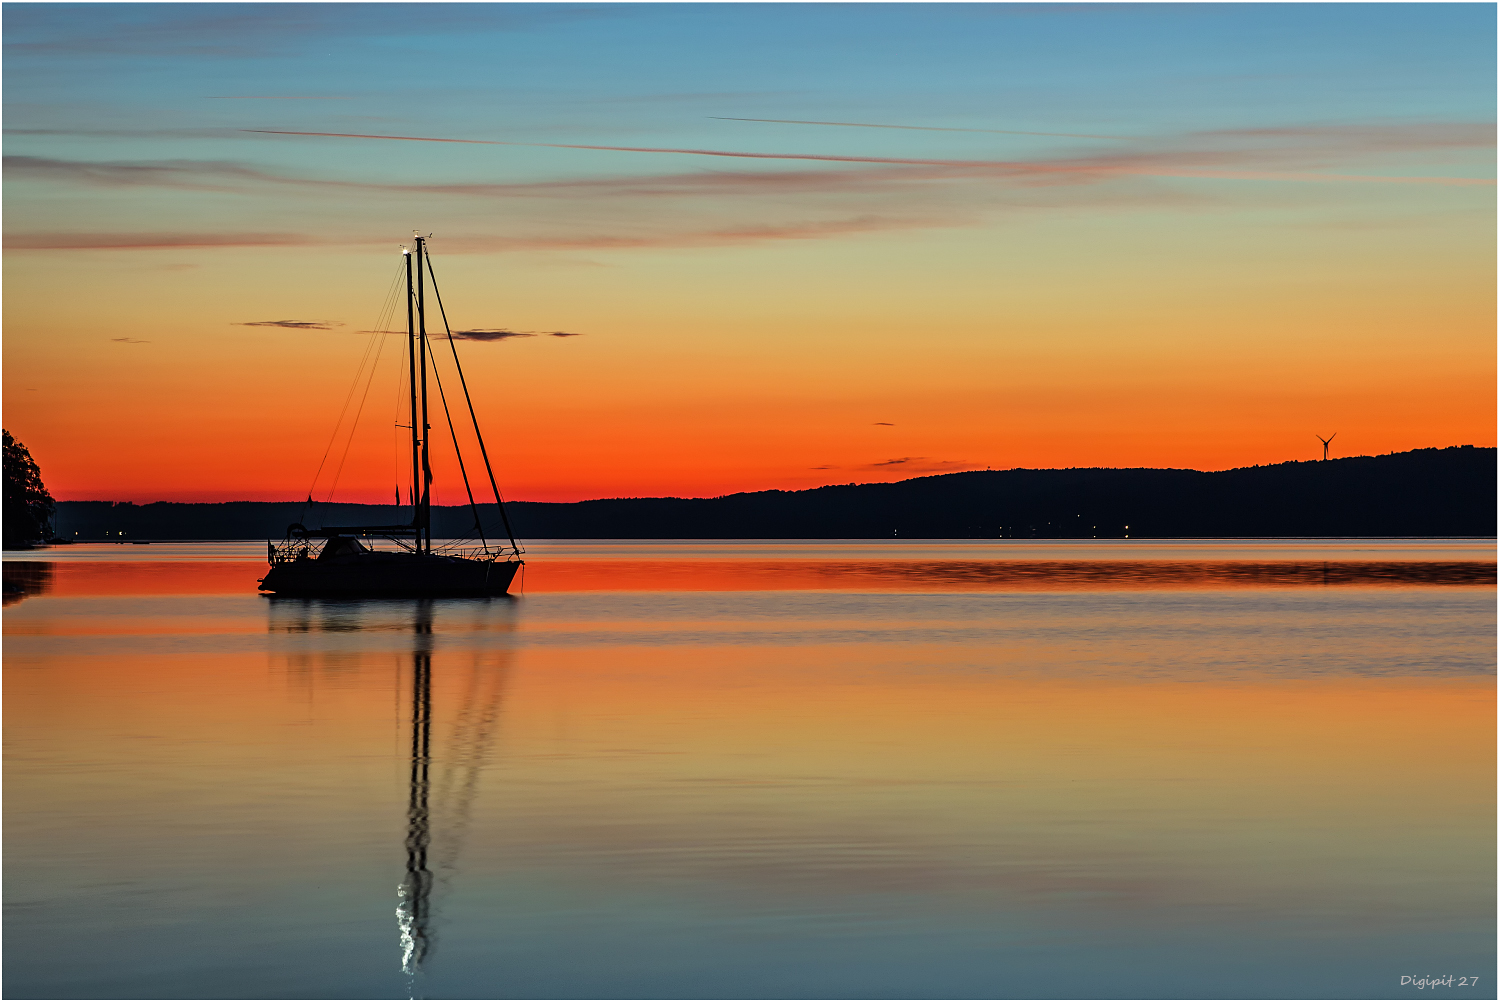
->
[259,236,523,597]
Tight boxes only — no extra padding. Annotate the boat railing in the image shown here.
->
[432,544,522,563]
[268,538,519,565]
[269,539,324,565]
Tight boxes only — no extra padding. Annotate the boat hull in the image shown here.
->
[259,551,520,597]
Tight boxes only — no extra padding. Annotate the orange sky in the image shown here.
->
[4,5,1494,502]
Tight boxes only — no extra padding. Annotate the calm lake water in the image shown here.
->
[4,540,1495,1000]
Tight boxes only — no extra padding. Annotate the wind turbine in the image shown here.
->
[1316,432,1336,461]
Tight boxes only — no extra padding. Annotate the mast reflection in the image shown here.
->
[398,602,435,976]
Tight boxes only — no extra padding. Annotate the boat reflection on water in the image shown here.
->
[266,596,513,981]
[2,545,1492,1000]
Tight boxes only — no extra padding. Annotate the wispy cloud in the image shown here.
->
[245,129,509,146]
[5,232,313,250]
[205,95,350,100]
[5,5,618,58]
[582,90,804,107]
[6,153,968,201]
[2,217,955,255]
[5,6,357,57]
[1193,122,1495,151]
[20,120,1495,190]
[9,118,1491,258]
[109,337,150,344]
[237,320,341,330]
[5,155,289,192]
[440,216,953,252]
[241,127,1496,186]
[873,421,895,426]
[710,116,1129,141]
[5,127,245,139]
[19,119,1494,215]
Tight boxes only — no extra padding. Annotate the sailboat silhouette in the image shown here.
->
[260,236,524,597]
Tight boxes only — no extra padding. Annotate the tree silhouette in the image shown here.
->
[4,430,55,548]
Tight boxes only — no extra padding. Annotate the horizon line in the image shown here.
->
[49,445,1489,506]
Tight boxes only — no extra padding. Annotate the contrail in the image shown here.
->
[241,130,1496,186]
[244,129,1043,163]
[709,116,1129,141]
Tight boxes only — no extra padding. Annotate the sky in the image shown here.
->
[3,2,1494,503]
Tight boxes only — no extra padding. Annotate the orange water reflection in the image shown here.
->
[4,557,1494,599]
[9,636,1492,948]
[522,558,1495,591]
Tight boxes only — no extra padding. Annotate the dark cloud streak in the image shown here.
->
[237,320,341,330]
[449,329,535,341]
[449,329,584,341]
[864,457,977,473]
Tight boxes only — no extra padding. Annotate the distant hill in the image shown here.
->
[51,446,1497,541]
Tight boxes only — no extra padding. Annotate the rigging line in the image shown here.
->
[432,659,483,808]
[425,333,487,548]
[392,317,412,509]
[347,266,404,472]
[309,267,400,501]
[300,320,383,525]
[327,300,400,506]
[393,342,405,507]
[422,247,523,556]
[323,265,404,503]
[304,260,405,503]
[433,656,509,880]
[326,326,390,502]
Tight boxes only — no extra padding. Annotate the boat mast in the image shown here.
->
[405,248,420,536]
[420,247,525,558]
[416,236,433,554]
